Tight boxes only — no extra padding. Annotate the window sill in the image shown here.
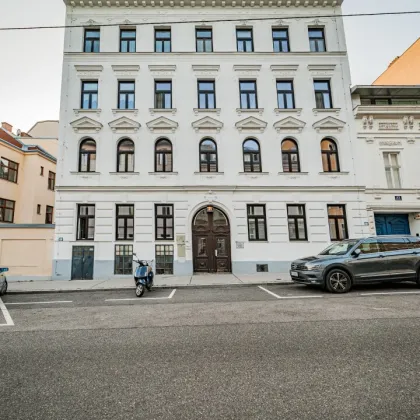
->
[236,108,264,116]
[74,108,102,116]
[70,171,101,175]
[148,172,178,176]
[274,108,302,116]
[239,172,269,176]
[109,172,140,175]
[278,172,309,176]
[194,171,224,176]
[319,171,350,176]
[313,108,341,116]
[112,108,139,116]
[149,108,177,116]
[193,108,221,116]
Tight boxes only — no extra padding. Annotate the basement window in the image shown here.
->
[257,264,268,273]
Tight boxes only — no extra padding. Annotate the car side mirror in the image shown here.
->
[133,252,137,256]
[353,249,361,258]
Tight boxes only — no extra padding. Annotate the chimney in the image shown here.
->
[1,122,13,133]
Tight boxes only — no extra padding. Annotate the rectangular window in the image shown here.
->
[40,166,44,176]
[314,80,333,109]
[272,28,290,52]
[287,205,307,241]
[84,29,100,53]
[115,245,133,275]
[77,204,95,240]
[197,80,216,109]
[327,205,348,242]
[236,28,254,52]
[155,245,174,275]
[155,204,174,240]
[155,81,172,109]
[48,171,56,191]
[118,81,135,109]
[0,157,18,183]
[0,198,15,223]
[81,81,98,110]
[196,28,213,52]
[239,80,258,109]
[116,204,134,241]
[276,81,295,109]
[383,152,402,188]
[155,29,171,52]
[309,28,326,52]
[120,29,136,53]
[247,205,267,241]
[37,204,41,215]
[45,205,54,224]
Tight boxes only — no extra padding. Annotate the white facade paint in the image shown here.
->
[54,0,369,280]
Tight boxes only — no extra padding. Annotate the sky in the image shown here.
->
[0,0,419,131]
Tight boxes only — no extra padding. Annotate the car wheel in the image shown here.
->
[416,270,420,288]
[325,269,352,294]
[0,279,7,296]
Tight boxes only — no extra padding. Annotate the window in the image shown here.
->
[120,29,136,52]
[314,80,333,109]
[196,28,213,52]
[116,205,134,241]
[77,204,95,240]
[236,28,254,52]
[155,245,174,274]
[309,28,326,52]
[37,204,41,215]
[357,239,381,255]
[84,29,100,53]
[118,81,135,109]
[239,80,258,109]
[197,80,216,109]
[383,152,401,188]
[155,139,173,172]
[79,139,96,172]
[277,81,295,109]
[321,139,340,172]
[115,245,133,275]
[0,157,18,183]
[199,139,218,172]
[40,166,44,176]
[243,139,261,172]
[155,204,174,240]
[287,205,307,241]
[48,171,55,191]
[282,139,300,173]
[45,206,54,224]
[117,139,135,173]
[155,81,172,109]
[247,205,267,241]
[379,238,409,252]
[327,205,348,241]
[155,29,171,52]
[272,28,290,52]
[0,198,15,223]
[81,81,98,110]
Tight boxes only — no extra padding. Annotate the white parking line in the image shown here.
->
[5,301,73,305]
[258,286,323,300]
[168,289,176,299]
[360,291,420,297]
[0,297,14,326]
[258,286,282,299]
[105,289,176,302]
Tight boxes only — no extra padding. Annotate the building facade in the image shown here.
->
[55,0,369,280]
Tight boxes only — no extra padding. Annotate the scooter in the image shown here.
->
[133,254,154,298]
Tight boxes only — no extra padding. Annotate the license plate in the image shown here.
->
[291,271,298,277]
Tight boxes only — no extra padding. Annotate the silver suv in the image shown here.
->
[290,236,420,293]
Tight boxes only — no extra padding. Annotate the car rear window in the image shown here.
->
[379,238,409,252]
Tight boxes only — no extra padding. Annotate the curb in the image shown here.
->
[7,281,295,295]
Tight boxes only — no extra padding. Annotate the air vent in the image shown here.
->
[257,264,268,273]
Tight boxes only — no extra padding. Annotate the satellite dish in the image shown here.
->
[16,129,21,136]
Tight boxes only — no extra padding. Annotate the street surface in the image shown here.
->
[1,283,420,419]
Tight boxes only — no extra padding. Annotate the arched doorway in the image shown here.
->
[192,206,231,273]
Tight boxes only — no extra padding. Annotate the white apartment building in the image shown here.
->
[54,0,369,280]
[352,85,420,237]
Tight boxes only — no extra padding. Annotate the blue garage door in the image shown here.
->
[374,214,410,235]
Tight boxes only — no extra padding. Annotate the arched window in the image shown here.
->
[117,139,134,172]
[79,139,96,172]
[281,139,300,173]
[199,139,218,172]
[243,139,261,172]
[155,139,173,172]
[321,138,340,172]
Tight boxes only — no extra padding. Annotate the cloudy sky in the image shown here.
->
[0,0,419,131]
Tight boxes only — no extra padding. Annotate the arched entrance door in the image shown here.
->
[192,206,231,273]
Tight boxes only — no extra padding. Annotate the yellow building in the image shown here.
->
[0,121,58,280]
[374,38,420,85]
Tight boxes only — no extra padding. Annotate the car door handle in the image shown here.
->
[379,254,385,258]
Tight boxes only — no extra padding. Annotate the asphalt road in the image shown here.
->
[1,284,420,420]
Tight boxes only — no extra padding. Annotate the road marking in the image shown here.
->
[168,289,176,299]
[105,289,177,302]
[258,286,282,299]
[5,301,73,305]
[0,297,14,326]
[258,286,324,300]
[360,291,420,296]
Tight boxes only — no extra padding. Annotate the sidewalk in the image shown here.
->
[7,273,292,294]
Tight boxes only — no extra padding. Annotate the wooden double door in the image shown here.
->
[192,207,231,273]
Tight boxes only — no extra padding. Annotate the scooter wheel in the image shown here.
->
[135,284,145,297]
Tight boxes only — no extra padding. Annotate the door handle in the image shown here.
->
[379,254,385,258]
[215,250,218,257]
